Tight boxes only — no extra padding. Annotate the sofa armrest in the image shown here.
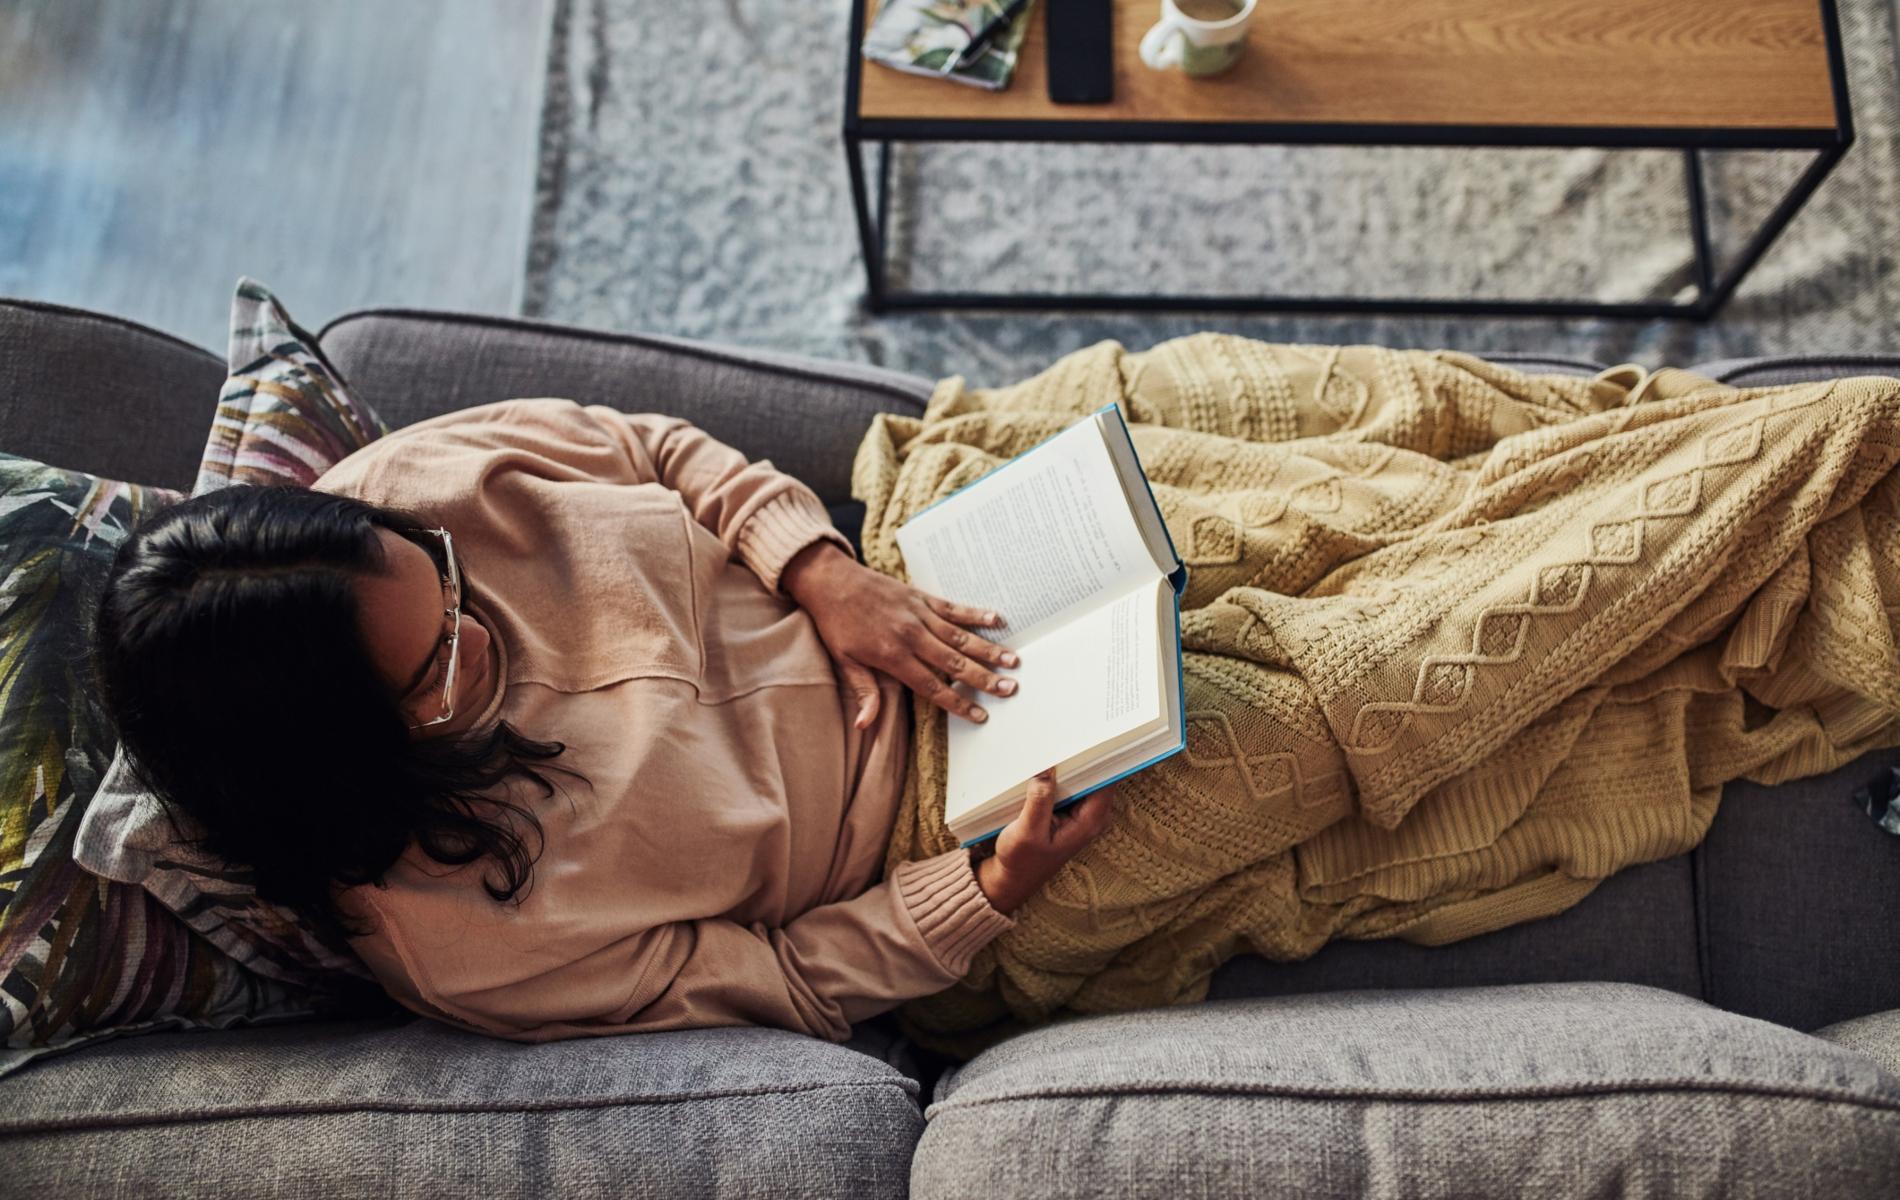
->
[0,298,224,490]
[317,309,932,505]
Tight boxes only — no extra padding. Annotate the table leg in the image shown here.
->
[842,131,886,311]
[876,141,892,287]
[1700,142,1852,318]
[1683,149,1716,304]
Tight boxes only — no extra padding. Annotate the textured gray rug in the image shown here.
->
[525,0,1900,386]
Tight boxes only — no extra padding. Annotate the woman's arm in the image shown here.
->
[594,406,1022,727]
[586,406,851,592]
[350,847,1014,1043]
[345,758,1116,1042]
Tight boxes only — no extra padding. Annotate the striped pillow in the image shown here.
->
[195,276,387,493]
[0,455,361,1078]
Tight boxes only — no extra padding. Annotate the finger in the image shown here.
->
[912,625,1017,698]
[1051,805,1103,855]
[899,658,987,724]
[840,659,880,730]
[1061,791,1116,844]
[923,612,1020,670]
[1020,768,1058,833]
[922,592,1003,629]
[1053,785,1112,830]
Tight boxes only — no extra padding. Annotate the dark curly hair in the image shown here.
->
[91,483,580,941]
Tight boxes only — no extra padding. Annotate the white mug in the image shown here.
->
[1138,0,1258,78]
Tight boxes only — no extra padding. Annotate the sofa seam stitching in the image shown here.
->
[925,1077,1900,1115]
[313,308,932,410]
[0,1078,921,1136]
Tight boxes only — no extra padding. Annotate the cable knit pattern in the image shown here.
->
[854,334,1900,1060]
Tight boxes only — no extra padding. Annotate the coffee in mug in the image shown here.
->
[1138,0,1257,79]
[1175,0,1242,20]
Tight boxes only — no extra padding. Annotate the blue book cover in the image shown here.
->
[893,405,1189,847]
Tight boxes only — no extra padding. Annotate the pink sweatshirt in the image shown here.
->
[311,398,1012,1042]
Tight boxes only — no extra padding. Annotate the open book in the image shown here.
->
[896,405,1188,846]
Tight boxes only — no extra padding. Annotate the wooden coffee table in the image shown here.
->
[843,0,1852,319]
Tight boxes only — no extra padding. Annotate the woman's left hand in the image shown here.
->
[781,541,1019,729]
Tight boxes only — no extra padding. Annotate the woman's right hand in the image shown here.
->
[974,768,1117,915]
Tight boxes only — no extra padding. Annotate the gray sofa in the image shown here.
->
[1,297,1897,1198]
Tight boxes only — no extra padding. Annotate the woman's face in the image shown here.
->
[354,528,494,736]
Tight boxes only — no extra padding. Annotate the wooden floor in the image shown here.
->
[0,0,551,355]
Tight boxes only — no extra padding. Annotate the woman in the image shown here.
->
[93,398,1114,1044]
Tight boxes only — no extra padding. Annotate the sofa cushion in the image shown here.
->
[0,1016,923,1200]
[1816,1009,1900,1078]
[315,309,933,505]
[0,299,222,491]
[0,455,347,1079]
[1207,853,1700,1003]
[913,983,1900,1200]
[1696,746,1900,1032]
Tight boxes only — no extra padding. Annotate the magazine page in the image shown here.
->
[862,0,1036,91]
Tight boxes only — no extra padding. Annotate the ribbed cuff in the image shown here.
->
[893,849,1016,980]
[735,487,853,593]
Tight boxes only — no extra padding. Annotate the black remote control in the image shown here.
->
[1046,0,1113,104]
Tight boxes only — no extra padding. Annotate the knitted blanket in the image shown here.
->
[853,335,1900,1060]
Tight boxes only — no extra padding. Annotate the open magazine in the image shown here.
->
[862,0,1038,91]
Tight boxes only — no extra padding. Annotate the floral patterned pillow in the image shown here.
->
[70,278,392,996]
[0,455,361,1077]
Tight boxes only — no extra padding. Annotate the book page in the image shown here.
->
[944,577,1165,824]
[897,416,1160,647]
[1098,408,1182,580]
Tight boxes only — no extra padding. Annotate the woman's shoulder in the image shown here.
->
[312,399,627,517]
[397,397,593,435]
[323,398,592,471]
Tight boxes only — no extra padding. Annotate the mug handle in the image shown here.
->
[1138,18,1189,71]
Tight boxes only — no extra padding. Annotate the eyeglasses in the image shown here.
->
[408,527,462,730]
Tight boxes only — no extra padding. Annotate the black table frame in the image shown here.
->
[842,0,1854,321]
